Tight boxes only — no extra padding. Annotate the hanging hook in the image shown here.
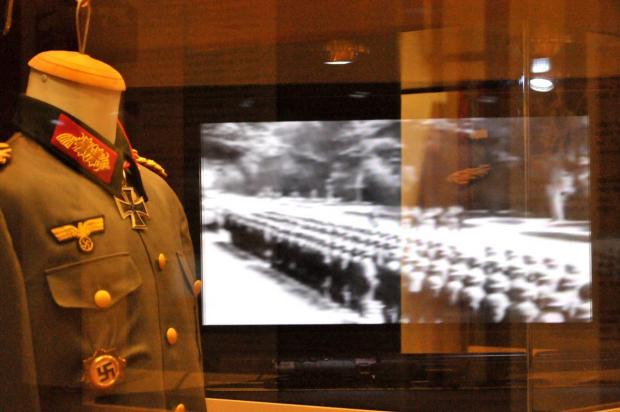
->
[76,0,92,54]
[2,0,14,36]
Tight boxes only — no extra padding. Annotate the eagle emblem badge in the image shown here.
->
[50,216,105,253]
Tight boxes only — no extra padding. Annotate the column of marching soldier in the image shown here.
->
[222,211,592,323]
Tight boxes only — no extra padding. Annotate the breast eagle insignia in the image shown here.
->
[51,217,105,253]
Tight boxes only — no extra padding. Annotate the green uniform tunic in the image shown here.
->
[0,95,206,412]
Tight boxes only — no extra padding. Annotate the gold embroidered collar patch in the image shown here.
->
[50,216,105,253]
[50,114,118,184]
[55,132,111,172]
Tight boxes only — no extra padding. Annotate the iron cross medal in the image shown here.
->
[114,186,150,230]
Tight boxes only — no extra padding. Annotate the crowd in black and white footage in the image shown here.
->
[401,234,591,324]
[221,207,592,324]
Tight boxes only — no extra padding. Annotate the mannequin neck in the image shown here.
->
[25,69,122,144]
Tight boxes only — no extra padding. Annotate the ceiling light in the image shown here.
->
[531,57,550,74]
[530,77,554,92]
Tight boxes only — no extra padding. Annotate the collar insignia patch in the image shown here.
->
[83,348,126,391]
[50,216,105,253]
[115,186,150,230]
[50,114,118,184]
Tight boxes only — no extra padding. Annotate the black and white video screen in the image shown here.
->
[201,117,591,325]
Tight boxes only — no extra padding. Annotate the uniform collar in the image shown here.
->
[13,94,147,200]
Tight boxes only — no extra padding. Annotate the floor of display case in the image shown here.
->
[206,398,390,412]
[204,349,620,411]
[207,383,620,412]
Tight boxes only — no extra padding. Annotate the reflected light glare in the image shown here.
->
[469,129,489,139]
[531,57,551,74]
[530,77,554,92]
[324,40,368,65]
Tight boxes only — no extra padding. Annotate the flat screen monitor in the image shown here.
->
[200,116,591,326]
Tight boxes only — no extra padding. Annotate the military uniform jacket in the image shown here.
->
[0,96,206,412]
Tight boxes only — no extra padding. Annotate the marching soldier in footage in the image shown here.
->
[374,250,401,323]
[479,273,511,323]
[327,237,349,305]
[347,244,379,319]
[438,269,465,323]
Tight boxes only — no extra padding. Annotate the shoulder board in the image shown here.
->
[132,149,167,178]
[0,142,12,167]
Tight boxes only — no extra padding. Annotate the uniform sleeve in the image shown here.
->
[0,209,41,412]
[177,198,197,280]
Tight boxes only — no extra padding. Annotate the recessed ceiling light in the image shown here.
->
[530,77,554,92]
[531,57,551,74]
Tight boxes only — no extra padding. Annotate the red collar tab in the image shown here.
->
[50,114,118,184]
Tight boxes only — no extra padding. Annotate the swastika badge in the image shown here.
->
[83,348,126,390]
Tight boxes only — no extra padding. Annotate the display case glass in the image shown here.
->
[2,1,620,411]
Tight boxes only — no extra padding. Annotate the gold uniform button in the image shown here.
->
[193,280,202,297]
[166,328,178,345]
[174,404,185,412]
[158,253,166,270]
[94,290,111,308]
